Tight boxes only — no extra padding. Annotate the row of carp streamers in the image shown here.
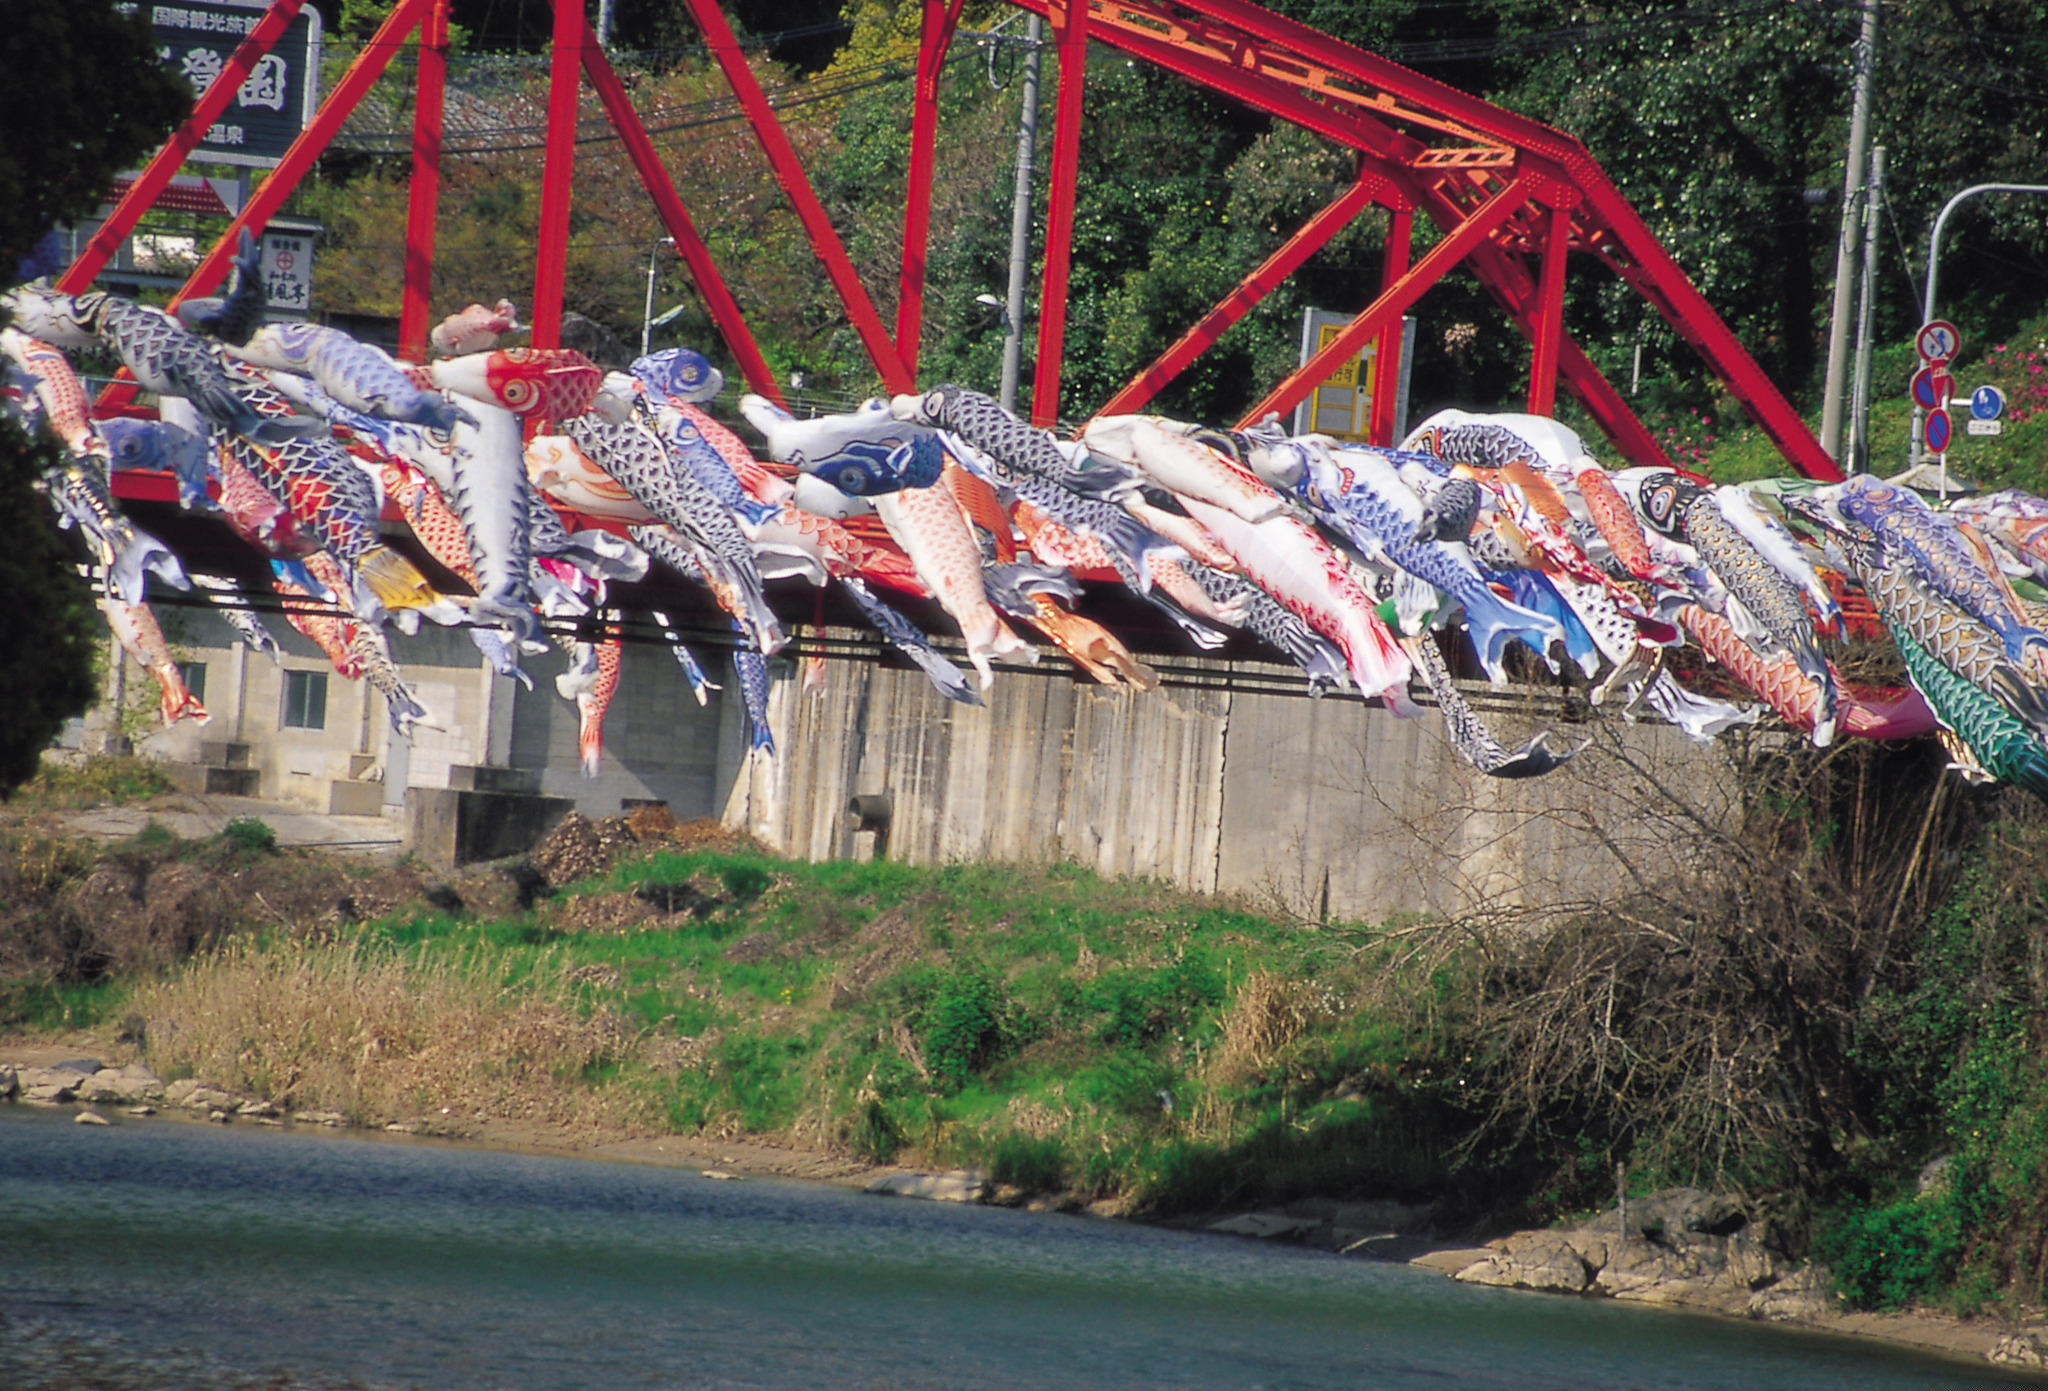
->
[5,239,2048,798]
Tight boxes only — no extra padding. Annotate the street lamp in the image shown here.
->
[973,292,1012,331]
[642,236,676,357]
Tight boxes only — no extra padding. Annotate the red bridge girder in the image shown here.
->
[67,0,1839,481]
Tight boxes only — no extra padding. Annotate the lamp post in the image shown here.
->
[999,14,1044,415]
[642,236,675,358]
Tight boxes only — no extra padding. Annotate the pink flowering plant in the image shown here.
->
[1979,340,2048,425]
[1640,405,1717,469]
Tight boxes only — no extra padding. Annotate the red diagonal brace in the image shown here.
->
[530,0,585,351]
[398,0,450,362]
[94,0,434,412]
[1525,202,1569,416]
[1092,161,1387,421]
[1236,176,1530,429]
[1168,0,1579,161]
[679,0,911,392]
[1030,0,1089,427]
[1459,236,1667,465]
[59,0,307,294]
[1368,203,1411,443]
[579,30,783,404]
[1572,179,1837,479]
[897,0,967,376]
[169,0,433,312]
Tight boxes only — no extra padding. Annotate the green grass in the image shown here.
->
[329,847,1464,1215]
[0,977,132,1032]
[15,755,174,809]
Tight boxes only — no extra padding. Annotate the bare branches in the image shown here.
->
[1355,732,2003,1202]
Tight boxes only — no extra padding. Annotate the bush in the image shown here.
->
[846,1098,906,1164]
[918,968,1011,1088]
[19,755,173,808]
[1090,949,1227,1047]
[220,817,277,854]
[1824,1198,1961,1310]
[988,1132,1067,1190]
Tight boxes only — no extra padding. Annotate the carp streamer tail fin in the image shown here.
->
[355,545,449,615]
[1459,581,1565,685]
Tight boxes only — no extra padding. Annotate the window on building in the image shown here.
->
[282,669,327,730]
[176,661,206,703]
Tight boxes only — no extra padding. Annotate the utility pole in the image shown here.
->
[1849,147,1884,472]
[1819,0,1880,461]
[999,15,1044,416]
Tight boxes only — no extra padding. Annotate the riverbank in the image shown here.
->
[9,770,2048,1373]
[5,1034,2040,1375]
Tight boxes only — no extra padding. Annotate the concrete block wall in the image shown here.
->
[506,638,734,818]
[130,607,396,808]
[119,605,1733,922]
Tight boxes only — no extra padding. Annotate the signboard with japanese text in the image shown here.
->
[259,226,313,313]
[132,1,323,168]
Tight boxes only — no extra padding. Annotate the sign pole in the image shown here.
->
[1911,181,2048,465]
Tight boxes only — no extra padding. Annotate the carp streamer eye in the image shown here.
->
[1646,484,1678,530]
[499,376,536,407]
[836,465,870,495]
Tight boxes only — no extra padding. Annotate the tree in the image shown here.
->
[0,3,190,269]
[0,426,106,792]
[0,2,189,794]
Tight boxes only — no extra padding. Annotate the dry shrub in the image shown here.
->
[1408,730,2006,1195]
[131,938,649,1131]
[1209,971,1312,1084]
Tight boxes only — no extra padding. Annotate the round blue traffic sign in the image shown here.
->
[1926,407,1954,453]
[1971,385,2007,421]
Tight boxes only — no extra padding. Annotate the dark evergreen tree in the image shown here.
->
[0,1,189,794]
[0,2,191,269]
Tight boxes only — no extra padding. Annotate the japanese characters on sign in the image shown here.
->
[259,229,312,312]
[134,0,323,168]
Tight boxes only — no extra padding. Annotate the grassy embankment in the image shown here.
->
[2,794,1471,1215]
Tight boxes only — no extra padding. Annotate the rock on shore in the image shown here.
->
[5,1059,164,1107]
[1451,1188,1832,1319]
[1,1056,350,1128]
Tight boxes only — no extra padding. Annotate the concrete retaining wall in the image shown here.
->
[126,605,1733,921]
[723,641,1734,924]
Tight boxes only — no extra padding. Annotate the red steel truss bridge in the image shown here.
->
[64,0,1841,482]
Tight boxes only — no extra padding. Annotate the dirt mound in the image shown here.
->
[624,803,678,841]
[531,812,640,886]
[548,890,661,935]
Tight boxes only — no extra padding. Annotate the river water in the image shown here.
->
[0,1107,2024,1389]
